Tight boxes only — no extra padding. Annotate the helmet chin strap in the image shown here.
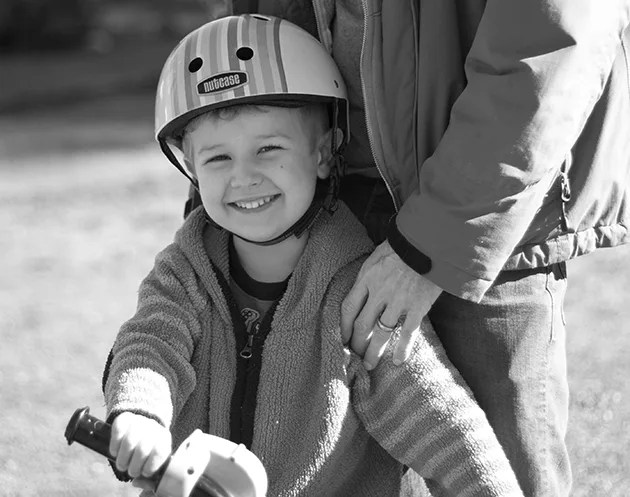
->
[159,138,199,190]
[227,180,328,247]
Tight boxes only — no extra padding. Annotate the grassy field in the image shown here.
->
[1,91,629,496]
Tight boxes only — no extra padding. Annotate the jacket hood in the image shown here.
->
[173,203,374,319]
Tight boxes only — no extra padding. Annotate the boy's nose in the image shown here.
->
[230,160,262,188]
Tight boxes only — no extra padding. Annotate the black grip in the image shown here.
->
[65,406,114,460]
[65,406,170,490]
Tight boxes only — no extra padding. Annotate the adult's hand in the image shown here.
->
[341,240,442,369]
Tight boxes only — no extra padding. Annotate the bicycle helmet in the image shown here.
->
[155,15,349,244]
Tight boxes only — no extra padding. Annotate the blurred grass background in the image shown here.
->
[1,1,629,496]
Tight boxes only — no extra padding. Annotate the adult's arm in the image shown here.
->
[391,0,630,302]
[344,0,630,367]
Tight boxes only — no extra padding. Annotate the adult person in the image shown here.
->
[187,2,630,496]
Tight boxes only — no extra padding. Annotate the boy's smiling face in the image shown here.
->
[185,105,331,243]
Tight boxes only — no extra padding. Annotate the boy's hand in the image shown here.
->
[109,412,172,480]
[341,240,442,369]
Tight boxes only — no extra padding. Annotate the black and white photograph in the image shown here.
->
[2,1,629,496]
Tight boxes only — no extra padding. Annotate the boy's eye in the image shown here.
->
[204,154,230,164]
[259,145,282,154]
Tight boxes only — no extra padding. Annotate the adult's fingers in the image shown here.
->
[340,280,368,344]
[392,310,423,365]
[362,309,403,370]
[348,295,388,357]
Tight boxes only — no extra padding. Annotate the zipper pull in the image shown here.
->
[239,322,260,360]
[240,335,254,359]
[560,172,572,202]
[560,153,572,202]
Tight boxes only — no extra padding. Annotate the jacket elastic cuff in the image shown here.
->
[386,217,432,274]
[387,216,493,303]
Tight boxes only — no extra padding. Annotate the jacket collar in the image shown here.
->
[174,202,373,324]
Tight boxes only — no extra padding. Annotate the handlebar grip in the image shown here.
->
[65,406,114,461]
[65,407,268,497]
[65,406,168,489]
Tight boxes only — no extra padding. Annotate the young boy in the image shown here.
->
[103,15,523,496]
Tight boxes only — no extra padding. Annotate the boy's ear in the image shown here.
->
[316,128,343,179]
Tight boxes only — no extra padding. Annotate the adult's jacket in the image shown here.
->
[216,0,630,301]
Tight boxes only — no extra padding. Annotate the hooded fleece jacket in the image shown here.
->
[104,204,522,497]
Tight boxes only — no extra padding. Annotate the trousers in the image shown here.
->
[339,175,572,497]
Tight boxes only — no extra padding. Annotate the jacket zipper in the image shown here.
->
[359,0,400,211]
[211,258,277,448]
[239,321,260,359]
[232,315,263,447]
[232,300,279,448]
[311,0,399,211]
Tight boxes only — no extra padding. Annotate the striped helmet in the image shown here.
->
[155,14,349,150]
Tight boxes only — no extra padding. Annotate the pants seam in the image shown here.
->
[541,266,555,496]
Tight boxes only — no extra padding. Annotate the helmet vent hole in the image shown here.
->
[252,15,269,21]
[334,80,339,88]
[188,57,203,73]
[236,47,254,61]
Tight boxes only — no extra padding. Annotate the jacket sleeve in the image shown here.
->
[103,249,202,429]
[352,318,523,496]
[389,0,630,301]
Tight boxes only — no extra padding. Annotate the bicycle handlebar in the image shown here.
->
[65,406,268,497]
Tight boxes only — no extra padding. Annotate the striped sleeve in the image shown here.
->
[104,248,202,429]
[351,318,524,497]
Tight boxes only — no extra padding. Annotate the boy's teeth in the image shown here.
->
[235,195,274,210]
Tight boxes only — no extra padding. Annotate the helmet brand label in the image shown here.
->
[198,72,248,94]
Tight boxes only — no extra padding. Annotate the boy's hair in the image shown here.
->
[181,102,331,174]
